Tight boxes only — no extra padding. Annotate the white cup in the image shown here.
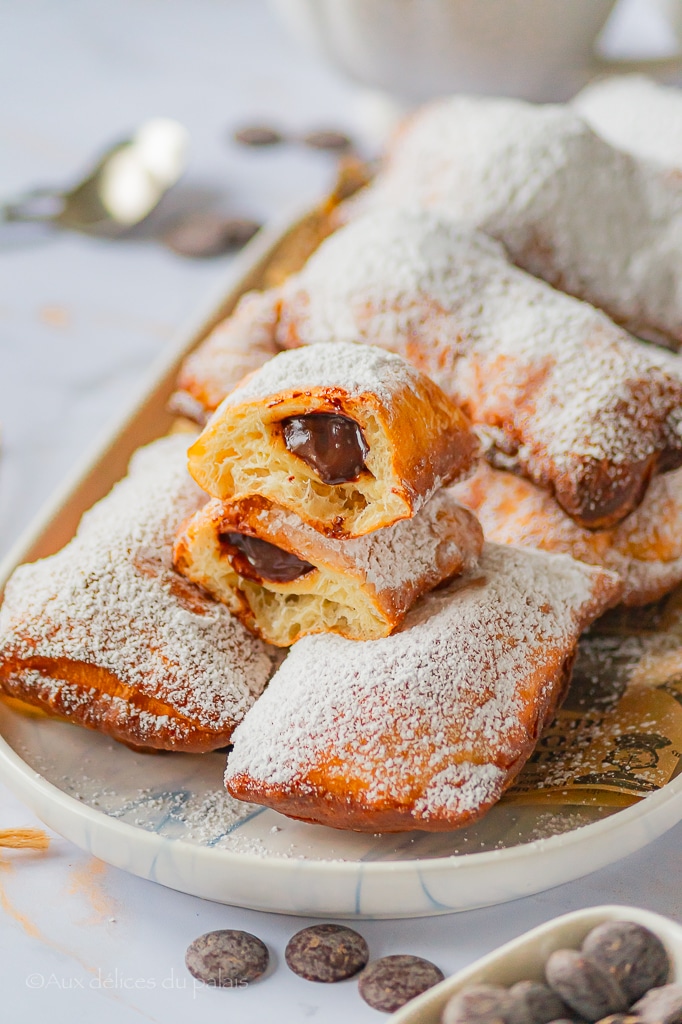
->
[651,0,682,44]
[271,0,681,104]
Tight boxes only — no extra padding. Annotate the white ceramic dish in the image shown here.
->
[4,701,682,919]
[3,209,682,918]
[388,904,682,1023]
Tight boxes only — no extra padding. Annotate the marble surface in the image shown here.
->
[2,1,682,1022]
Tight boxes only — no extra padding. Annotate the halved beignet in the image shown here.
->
[170,289,282,424]
[173,490,483,646]
[0,436,279,752]
[277,208,682,530]
[187,342,477,538]
[454,462,682,608]
[225,544,622,832]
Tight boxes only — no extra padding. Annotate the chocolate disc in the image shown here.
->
[358,955,444,1013]
[233,124,284,147]
[185,929,269,986]
[285,923,369,983]
[281,413,369,485]
[301,129,353,151]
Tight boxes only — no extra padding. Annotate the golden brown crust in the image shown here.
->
[0,657,230,753]
[187,343,478,538]
[226,652,576,832]
[0,437,278,752]
[455,462,682,607]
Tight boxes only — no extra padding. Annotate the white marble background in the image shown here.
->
[2,1,682,1022]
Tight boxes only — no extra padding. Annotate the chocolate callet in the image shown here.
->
[220,532,314,584]
[233,124,284,147]
[281,413,369,485]
[185,929,269,986]
[301,128,353,151]
[358,955,444,1013]
[285,923,369,983]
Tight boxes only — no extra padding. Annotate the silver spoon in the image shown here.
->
[1,118,189,234]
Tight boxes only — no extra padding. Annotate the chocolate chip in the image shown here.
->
[285,924,369,983]
[442,983,515,1024]
[546,949,629,1021]
[508,980,574,1024]
[358,954,444,1013]
[281,413,369,485]
[301,128,353,151]
[233,125,284,147]
[163,215,261,259]
[220,532,314,584]
[631,983,682,1024]
[583,922,670,1003]
[185,929,269,986]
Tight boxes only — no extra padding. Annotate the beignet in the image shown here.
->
[170,288,282,423]
[173,489,483,646]
[454,462,682,608]
[187,342,477,537]
[0,436,278,752]
[225,544,622,832]
[350,95,682,348]
[277,208,682,529]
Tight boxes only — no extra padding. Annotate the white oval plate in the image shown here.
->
[388,904,682,1022]
[3,703,682,918]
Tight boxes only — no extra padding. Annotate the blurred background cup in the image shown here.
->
[270,0,621,104]
[271,0,682,117]
[652,0,682,44]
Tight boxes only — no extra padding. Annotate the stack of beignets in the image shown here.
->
[175,342,483,645]
[171,200,682,616]
[8,83,682,839]
[0,437,279,752]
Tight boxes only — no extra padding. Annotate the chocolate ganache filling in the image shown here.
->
[281,413,369,485]
[220,532,314,584]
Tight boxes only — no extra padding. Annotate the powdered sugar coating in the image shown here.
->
[277,207,682,520]
[221,340,421,410]
[241,489,482,597]
[454,463,682,607]
[225,544,622,829]
[0,436,277,747]
[172,289,281,421]
[353,95,682,346]
[574,75,682,171]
